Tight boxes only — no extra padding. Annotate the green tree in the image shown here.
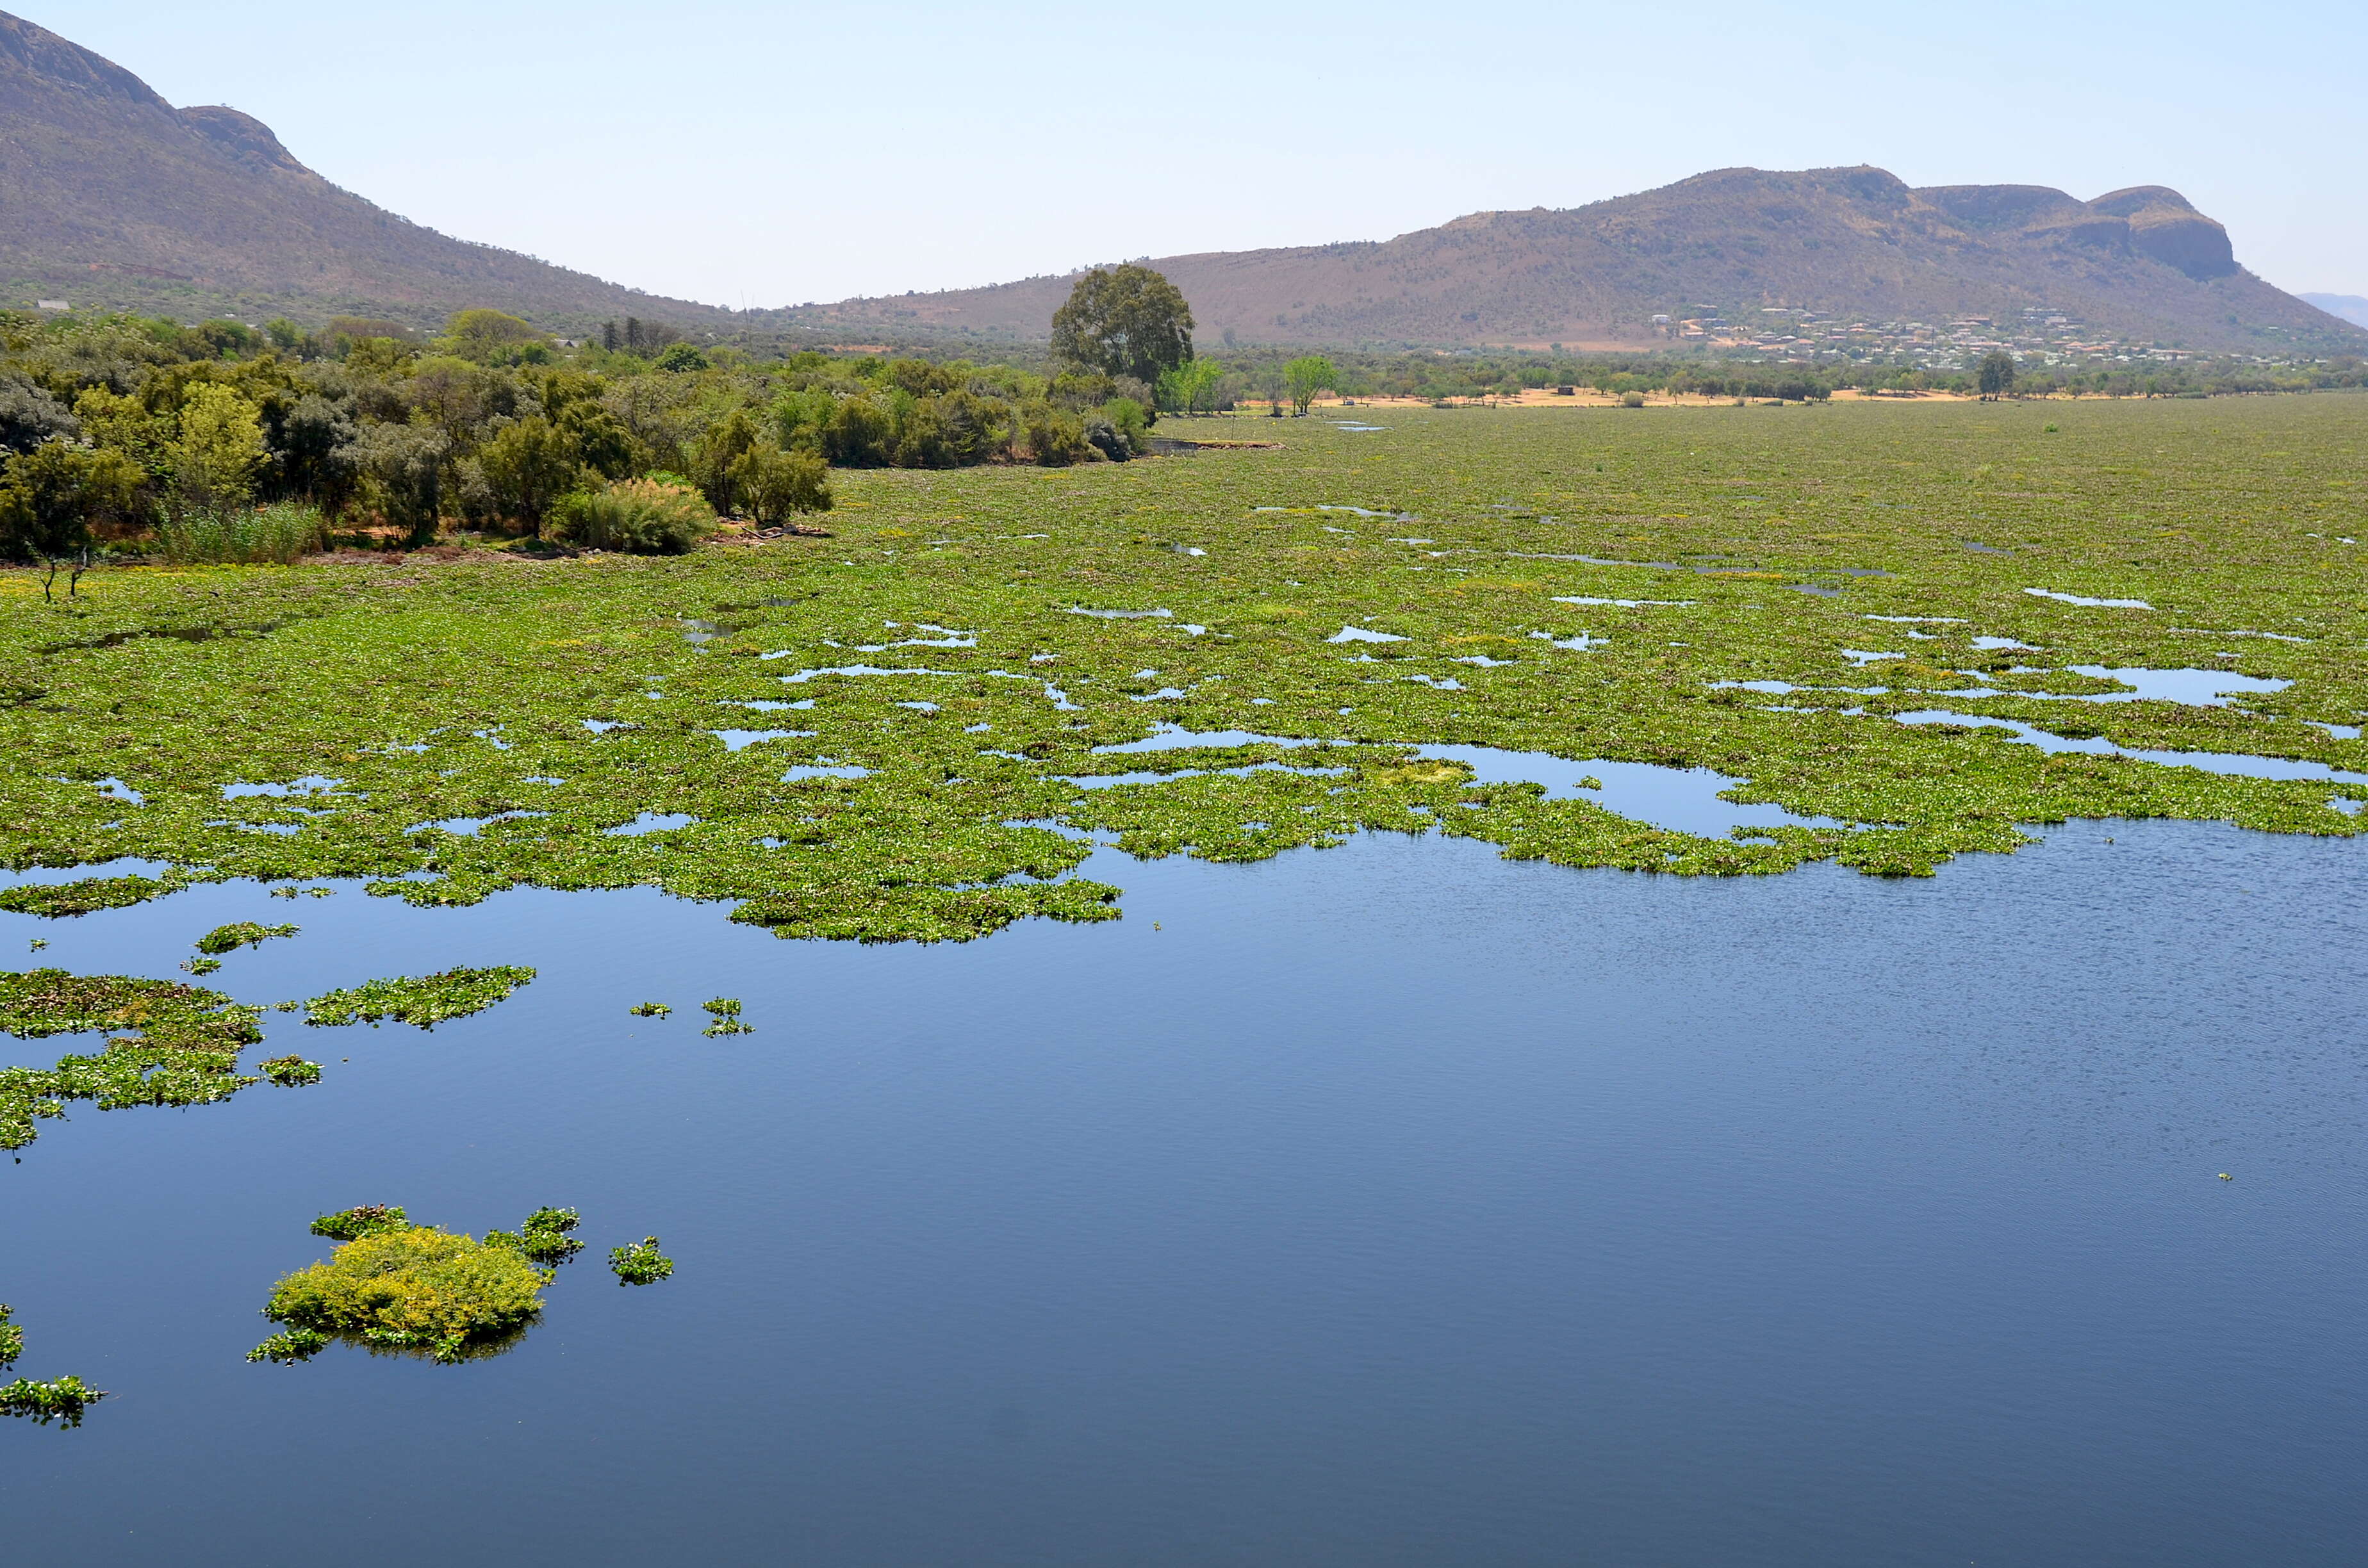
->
[729,445,833,523]
[1155,358,1223,416]
[475,416,580,535]
[1285,355,1337,416]
[1255,364,1287,416]
[346,421,448,546]
[1050,265,1195,384]
[169,384,268,515]
[695,409,761,512]
[441,309,550,364]
[1977,350,2017,398]
[0,440,146,595]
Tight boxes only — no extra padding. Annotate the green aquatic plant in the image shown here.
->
[0,398,2362,945]
[258,1223,550,1365]
[0,875,192,919]
[609,1236,673,1286]
[629,1002,671,1018]
[303,965,535,1029]
[700,997,752,1037]
[181,956,222,976]
[194,921,298,954]
[1,1373,108,1426]
[259,1054,321,1086]
[0,1307,106,1425]
[310,1204,409,1240]
[245,1327,327,1365]
[487,1205,584,1266]
[0,968,265,1150]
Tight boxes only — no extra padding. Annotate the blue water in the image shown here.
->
[4,821,2366,1565]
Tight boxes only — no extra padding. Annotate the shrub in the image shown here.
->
[262,1225,549,1362]
[155,502,324,564]
[1082,415,1130,462]
[1620,390,1645,408]
[730,443,832,522]
[1023,403,1090,466]
[170,384,268,515]
[0,439,147,567]
[548,478,716,554]
[476,415,582,535]
[1101,397,1149,452]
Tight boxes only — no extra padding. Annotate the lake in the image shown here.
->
[4,819,2365,1565]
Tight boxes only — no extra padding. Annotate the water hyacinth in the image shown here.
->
[302,966,536,1029]
[258,1223,550,1366]
[609,1236,673,1286]
[0,400,2358,951]
[193,921,297,954]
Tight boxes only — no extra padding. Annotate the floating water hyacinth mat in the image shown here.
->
[257,1206,621,1364]
[255,1222,551,1364]
[0,964,532,1151]
[193,921,297,954]
[0,1305,108,1426]
[302,966,536,1028]
[1,396,2362,943]
[0,968,265,1149]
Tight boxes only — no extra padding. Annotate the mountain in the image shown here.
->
[3,11,2357,359]
[0,10,728,332]
[2302,293,2368,331]
[790,167,2368,357]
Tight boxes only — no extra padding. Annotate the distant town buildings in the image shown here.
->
[1670,304,2251,370]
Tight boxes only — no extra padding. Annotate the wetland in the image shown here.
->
[4,395,2367,1563]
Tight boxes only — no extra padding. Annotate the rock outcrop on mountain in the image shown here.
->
[793,167,2362,355]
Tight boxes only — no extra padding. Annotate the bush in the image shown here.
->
[1101,397,1149,452]
[1620,390,1645,408]
[154,502,324,564]
[730,444,832,522]
[262,1225,548,1362]
[548,477,716,554]
[1023,403,1090,466]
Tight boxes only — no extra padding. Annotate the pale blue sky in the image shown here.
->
[36,1,2368,308]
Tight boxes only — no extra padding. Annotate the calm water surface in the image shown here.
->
[3,821,2364,1565]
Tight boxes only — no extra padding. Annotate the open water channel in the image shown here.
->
[4,815,2365,1564]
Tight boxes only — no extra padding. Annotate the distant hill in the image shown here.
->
[2,11,2358,359]
[0,10,730,332]
[793,167,2368,357]
[2302,293,2368,331]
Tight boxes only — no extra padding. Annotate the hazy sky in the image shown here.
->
[42,1,2368,307]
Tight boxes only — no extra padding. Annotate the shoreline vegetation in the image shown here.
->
[0,266,2360,953]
